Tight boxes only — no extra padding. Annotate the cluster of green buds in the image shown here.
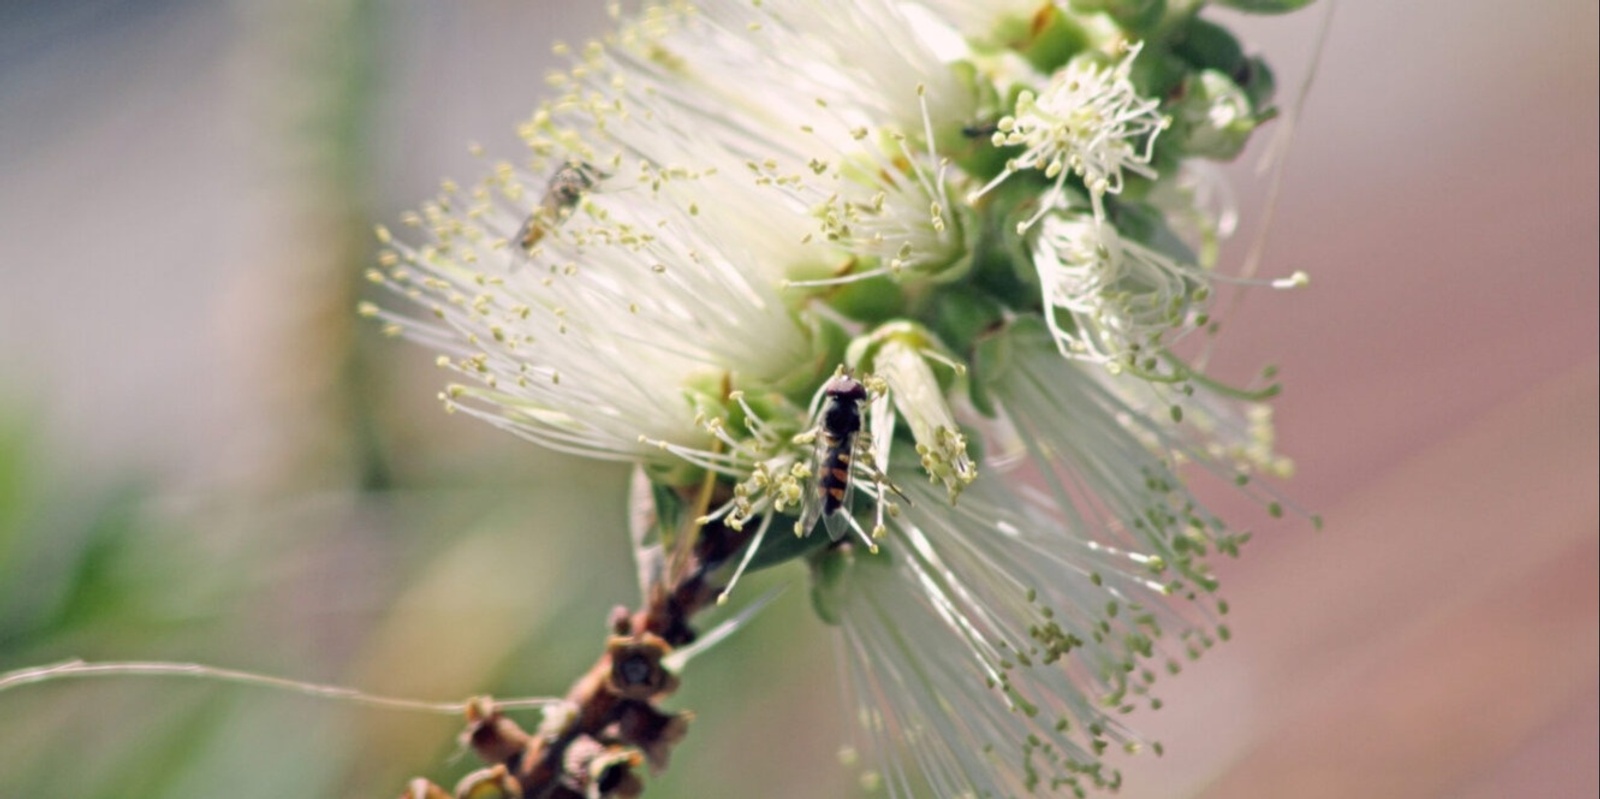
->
[368,0,1317,795]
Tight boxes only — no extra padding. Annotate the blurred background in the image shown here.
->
[0,1,1593,797]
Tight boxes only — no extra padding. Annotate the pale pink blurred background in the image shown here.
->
[0,1,1594,797]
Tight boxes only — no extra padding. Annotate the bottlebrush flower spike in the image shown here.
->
[372,0,1319,796]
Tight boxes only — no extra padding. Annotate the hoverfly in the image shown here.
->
[795,373,905,543]
[514,160,604,251]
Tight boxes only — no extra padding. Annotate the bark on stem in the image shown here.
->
[403,517,753,799]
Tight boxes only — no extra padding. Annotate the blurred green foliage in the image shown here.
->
[0,398,845,797]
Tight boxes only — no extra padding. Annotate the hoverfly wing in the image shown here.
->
[821,466,854,542]
[795,431,828,537]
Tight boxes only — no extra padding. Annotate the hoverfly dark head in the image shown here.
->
[564,160,608,188]
[547,162,601,205]
[823,374,868,403]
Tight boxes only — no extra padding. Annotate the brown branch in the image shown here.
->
[402,517,753,799]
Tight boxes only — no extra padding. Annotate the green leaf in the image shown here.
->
[739,514,834,574]
[924,291,1004,360]
[1171,16,1246,75]
[1211,0,1317,14]
[829,273,906,325]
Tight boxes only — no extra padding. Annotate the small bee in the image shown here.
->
[515,160,604,251]
[797,373,872,541]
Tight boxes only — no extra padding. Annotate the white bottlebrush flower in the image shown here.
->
[985,320,1278,552]
[972,41,1167,230]
[1029,210,1211,371]
[1091,356,1299,485]
[827,474,1201,798]
[826,319,1274,797]
[367,0,969,473]
[601,0,976,285]
[364,156,814,470]
[627,0,971,140]
[366,0,996,473]
[909,0,1048,43]
[374,1,1316,796]
[1029,206,1307,372]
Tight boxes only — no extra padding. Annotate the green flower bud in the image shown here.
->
[1070,0,1167,35]
[1173,70,1259,161]
[1238,55,1278,113]
[852,324,977,502]
[1002,4,1094,73]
